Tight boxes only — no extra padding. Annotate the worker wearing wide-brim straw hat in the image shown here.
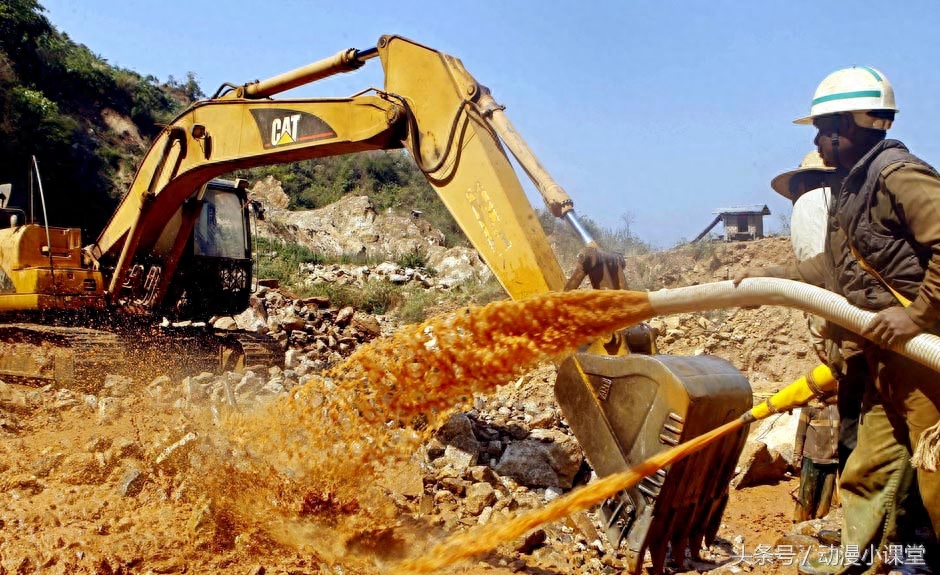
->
[733,149,841,286]
[771,150,840,265]
[771,149,837,202]
[768,151,845,526]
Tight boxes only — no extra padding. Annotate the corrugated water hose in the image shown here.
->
[647,277,940,373]
[648,278,940,421]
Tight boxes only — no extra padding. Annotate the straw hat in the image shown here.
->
[771,150,836,200]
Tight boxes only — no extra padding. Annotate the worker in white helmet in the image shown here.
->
[763,66,940,574]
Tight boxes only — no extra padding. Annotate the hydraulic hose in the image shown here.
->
[646,277,940,374]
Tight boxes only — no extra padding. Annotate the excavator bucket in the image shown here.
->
[555,353,752,574]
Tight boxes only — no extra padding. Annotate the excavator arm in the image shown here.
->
[89,94,404,306]
[90,35,585,309]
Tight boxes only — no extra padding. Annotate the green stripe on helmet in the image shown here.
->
[813,90,882,105]
[859,66,883,81]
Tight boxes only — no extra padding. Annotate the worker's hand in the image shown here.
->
[732,267,767,287]
[863,307,921,348]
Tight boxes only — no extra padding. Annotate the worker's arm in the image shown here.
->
[794,253,829,288]
[732,261,801,286]
[733,251,831,289]
[865,164,940,345]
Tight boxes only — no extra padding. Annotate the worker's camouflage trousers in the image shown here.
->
[796,458,838,522]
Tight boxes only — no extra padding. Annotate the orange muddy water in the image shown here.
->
[212,290,655,571]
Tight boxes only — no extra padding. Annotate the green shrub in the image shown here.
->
[338,252,382,266]
[396,248,428,270]
[253,236,324,286]
[397,289,437,324]
[448,276,508,307]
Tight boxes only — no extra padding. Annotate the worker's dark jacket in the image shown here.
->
[822,139,940,331]
[795,403,840,465]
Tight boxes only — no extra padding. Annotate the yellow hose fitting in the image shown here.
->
[746,363,838,422]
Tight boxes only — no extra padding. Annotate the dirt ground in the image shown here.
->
[0,377,807,575]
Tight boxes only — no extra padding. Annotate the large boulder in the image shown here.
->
[426,245,493,288]
[494,429,583,489]
[257,195,445,259]
[249,175,291,210]
[732,411,801,488]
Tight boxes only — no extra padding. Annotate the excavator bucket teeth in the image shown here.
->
[555,353,752,574]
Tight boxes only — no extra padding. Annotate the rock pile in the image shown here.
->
[210,283,389,371]
[296,247,491,291]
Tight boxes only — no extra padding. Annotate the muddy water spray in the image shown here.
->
[205,290,654,564]
[197,278,940,570]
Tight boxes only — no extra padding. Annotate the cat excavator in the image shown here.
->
[0,35,750,572]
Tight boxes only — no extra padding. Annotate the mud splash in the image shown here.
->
[203,289,654,569]
[398,418,746,573]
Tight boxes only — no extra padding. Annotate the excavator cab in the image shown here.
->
[0,207,26,230]
[0,184,23,229]
[164,178,256,320]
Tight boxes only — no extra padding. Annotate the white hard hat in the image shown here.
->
[794,66,898,129]
[771,150,836,200]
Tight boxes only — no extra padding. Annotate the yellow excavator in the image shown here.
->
[0,35,751,572]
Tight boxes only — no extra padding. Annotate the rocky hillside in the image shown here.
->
[250,176,491,288]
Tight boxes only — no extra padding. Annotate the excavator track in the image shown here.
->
[0,323,284,392]
[0,324,126,392]
[219,331,285,371]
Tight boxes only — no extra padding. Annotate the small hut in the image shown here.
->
[696,204,771,242]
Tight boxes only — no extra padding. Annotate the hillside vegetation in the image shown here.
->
[0,0,203,234]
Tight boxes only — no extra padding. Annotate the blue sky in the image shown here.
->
[37,0,940,248]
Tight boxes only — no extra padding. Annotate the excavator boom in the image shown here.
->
[91,36,568,307]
